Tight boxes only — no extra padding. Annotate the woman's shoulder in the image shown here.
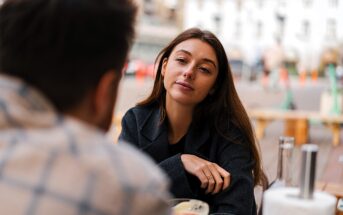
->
[124,102,159,122]
[212,124,250,148]
[211,129,252,162]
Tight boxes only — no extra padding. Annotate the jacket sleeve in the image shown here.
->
[118,109,198,198]
[158,154,200,198]
[212,140,256,215]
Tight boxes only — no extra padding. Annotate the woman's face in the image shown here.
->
[162,38,218,107]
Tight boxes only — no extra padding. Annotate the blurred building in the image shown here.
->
[131,0,185,63]
[183,0,343,73]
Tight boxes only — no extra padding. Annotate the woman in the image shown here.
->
[119,28,267,214]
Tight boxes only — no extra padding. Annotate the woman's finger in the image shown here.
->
[208,163,224,194]
[204,170,215,194]
[181,154,208,188]
[196,169,209,189]
[180,154,230,193]
[215,164,231,190]
[201,165,214,191]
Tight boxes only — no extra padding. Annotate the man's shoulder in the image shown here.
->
[4,137,171,214]
[83,141,172,214]
[105,141,168,182]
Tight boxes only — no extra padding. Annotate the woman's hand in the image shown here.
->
[180,154,230,194]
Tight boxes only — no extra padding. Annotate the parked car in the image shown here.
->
[124,59,155,78]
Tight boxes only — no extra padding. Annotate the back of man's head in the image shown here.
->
[0,0,137,111]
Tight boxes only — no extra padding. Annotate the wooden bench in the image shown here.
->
[248,108,343,146]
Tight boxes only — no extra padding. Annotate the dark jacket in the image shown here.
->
[119,104,256,215]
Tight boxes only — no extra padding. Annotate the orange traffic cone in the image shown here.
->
[135,60,146,86]
[299,70,307,87]
[311,69,318,84]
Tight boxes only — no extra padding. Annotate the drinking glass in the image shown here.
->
[170,198,209,215]
[270,136,294,188]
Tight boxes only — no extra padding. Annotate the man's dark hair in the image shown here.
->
[0,0,137,111]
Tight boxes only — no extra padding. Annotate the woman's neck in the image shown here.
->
[165,99,193,144]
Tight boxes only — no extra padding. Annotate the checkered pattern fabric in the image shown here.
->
[0,74,172,215]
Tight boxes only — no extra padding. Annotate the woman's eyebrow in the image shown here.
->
[203,58,217,69]
[175,49,191,56]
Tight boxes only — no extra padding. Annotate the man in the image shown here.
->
[0,0,171,214]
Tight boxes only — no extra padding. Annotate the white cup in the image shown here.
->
[170,198,209,215]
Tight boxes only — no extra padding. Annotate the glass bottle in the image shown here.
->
[271,136,295,188]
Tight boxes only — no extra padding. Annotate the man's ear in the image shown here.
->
[161,58,168,77]
[92,70,120,129]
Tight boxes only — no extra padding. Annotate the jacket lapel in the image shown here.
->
[140,107,165,142]
[139,106,212,162]
[139,107,170,162]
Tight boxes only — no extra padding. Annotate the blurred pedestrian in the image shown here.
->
[263,39,285,91]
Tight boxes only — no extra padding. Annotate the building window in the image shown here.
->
[276,14,286,40]
[328,0,339,7]
[303,0,313,7]
[234,20,242,38]
[256,21,263,38]
[326,19,337,39]
[143,0,155,16]
[164,0,178,22]
[213,14,222,34]
[236,0,242,10]
[197,0,203,9]
[278,0,287,7]
[168,8,176,21]
[302,20,310,38]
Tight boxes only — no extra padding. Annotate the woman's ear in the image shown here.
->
[161,58,168,77]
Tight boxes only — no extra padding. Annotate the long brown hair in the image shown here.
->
[138,28,267,188]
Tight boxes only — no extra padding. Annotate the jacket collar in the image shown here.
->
[140,106,210,152]
[140,106,167,142]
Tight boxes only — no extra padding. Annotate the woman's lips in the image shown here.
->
[175,80,194,90]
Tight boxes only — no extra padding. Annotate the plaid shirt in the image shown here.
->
[0,74,172,215]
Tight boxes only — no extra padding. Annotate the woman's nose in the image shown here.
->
[183,66,195,80]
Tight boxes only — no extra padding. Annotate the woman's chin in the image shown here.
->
[171,97,198,107]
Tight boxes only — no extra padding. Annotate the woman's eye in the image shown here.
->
[176,58,187,64]
[199,67,210,73]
